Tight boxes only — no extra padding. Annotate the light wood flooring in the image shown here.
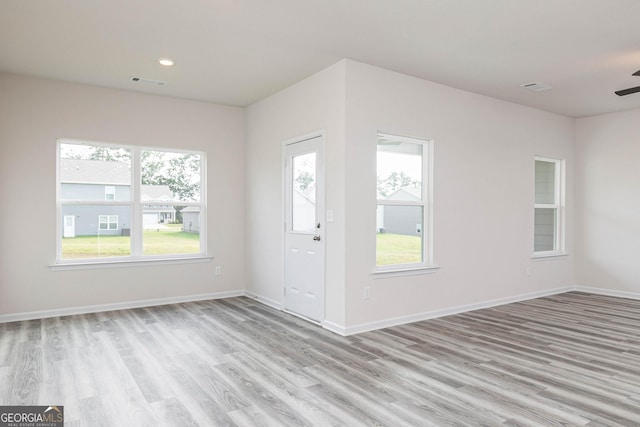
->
[1,292,640,426]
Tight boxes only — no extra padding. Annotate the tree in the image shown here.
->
[141,151,201,202]
[295,171,314,191]
[60,143,130,162]
[377,171,420,198]
[89,146,130,162]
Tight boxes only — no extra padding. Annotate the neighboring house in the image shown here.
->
[60,158,176,236]
[292,184,316,231]
[141,185,176,228]
[377,187,422,236]
[181,207,200,233]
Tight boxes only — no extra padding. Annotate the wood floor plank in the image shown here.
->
[227,404,282,427]
[78,395,118,427]
[149,397,198,427]
[179,353,252,413]
[2,292,640,425]
[215,361,313,427]
[7,339,41,405]
[225,352,347,426]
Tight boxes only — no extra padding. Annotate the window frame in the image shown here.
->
[55,139,208,267]
[375,132,435,273]
[533,156,565,258]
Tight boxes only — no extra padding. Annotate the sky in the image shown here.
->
[377,151,422,181]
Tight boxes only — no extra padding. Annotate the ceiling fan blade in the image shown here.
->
[633,70,640,76]
[615,85,640,96]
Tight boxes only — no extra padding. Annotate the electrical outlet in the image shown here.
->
[215,266,221,276]
[364,286,371,300]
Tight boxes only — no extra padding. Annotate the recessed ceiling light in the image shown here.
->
[158,58,175,67]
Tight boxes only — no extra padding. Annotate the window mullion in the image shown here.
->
[378,200,424,207]
[199,153,207,255]
[131,148,142,256]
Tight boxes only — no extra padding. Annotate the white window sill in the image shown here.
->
[50,255,213,271]
[372,265,440,279]
[531,252,568,260]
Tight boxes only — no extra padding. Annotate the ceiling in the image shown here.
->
[2,0,640,118]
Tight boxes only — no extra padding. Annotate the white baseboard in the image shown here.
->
[0,290,244,324]
[573,286,640,300]
[322,320,347,336]
[342,286,573,336]
[6,285,637,336]
[244,291,283,310]
[244,291,346,335]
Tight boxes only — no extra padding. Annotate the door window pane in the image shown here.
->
[291,152,316,232]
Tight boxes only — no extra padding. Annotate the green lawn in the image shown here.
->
[64,227,416,263]
[376,233,422,266]
[62,224,200,258]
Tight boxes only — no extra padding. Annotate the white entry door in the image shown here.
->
[63,215,75,238]
[284,135,325,323]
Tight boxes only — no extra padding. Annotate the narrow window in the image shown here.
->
[105,186,116,200]
[534,157,565,256]
[57,140,205,262]
[376,133,433,271]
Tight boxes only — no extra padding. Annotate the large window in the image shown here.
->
[57,140,205,262]
[376,133,433,271]
[534,156,565,256]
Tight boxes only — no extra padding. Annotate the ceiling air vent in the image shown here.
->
[520,82,552,92]
[131,77,167,86]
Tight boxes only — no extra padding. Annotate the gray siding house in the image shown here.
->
[377,187,423,236]
[142,185,176,228]
[61,159,176,237]
[181,207,200,233]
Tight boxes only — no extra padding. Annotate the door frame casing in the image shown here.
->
[281,130,326,323]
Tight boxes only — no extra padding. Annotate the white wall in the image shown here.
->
[245,60,347,326]
[0,73,245,317]
[1,61,580,332]
[245,59,576,333]
[343,60,575,329]
[575,109,640,294]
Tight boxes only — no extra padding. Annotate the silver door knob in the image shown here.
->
[313,235,321,241]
